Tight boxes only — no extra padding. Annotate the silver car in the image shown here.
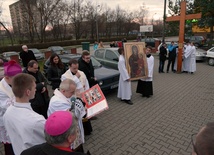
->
[29,48,45,60]
[94,48,119,70]
[195,48,206,61]
[2,51,20,61]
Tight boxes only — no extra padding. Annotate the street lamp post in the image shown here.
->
[152,13,157,38]
[96,5,100,42]
[162,0,167,43]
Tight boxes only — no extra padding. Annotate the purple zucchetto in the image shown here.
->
[4,60,22,77]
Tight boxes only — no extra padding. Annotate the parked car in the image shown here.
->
[185,36,206,47]
[94,48,119,70]
[206,47,214,65]
[43,54,120,92]
[141,38,160,47]
[195,48,206,61]
[29,48,45,60]
[47,46,68,55]
[2,51,20,61]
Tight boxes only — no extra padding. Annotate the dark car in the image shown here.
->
[94,48,119,70]
[47,46,68,55]
[43,54,120,92]
[29,48,45,60]
[141,38,160,47]
[185,36,206,47]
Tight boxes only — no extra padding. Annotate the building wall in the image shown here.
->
[9,0,40,36]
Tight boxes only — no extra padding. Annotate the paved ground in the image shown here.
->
[1,54,214,155]
[82,57,214,155]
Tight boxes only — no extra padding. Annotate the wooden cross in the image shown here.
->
[166,0,201,73]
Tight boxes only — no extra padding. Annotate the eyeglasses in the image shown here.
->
[191,133,199,155]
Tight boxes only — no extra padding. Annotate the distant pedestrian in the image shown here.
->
[167,41,177,73]
[136,46,154,98]
[93,41,98,51]
[158,43,167,73]
[19,45,37,67]
[98,41,104,48]
[117,47,133,105]
[110,41,116,47]
[47,53,66,90]
[3,73,46,155]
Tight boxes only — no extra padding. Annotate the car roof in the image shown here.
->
[3,51,17,54]
[59,54,81,59]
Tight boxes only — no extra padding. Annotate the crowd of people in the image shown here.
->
[0,46,97,155]
[0,41,211,155]
[158,41,196,74]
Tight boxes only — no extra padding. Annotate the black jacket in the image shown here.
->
[21,143,87,155]
[19,50,37,67]
[78,57,96,87]
[159,46,167,61]
[47,65,65,90]
[23,68,49,107]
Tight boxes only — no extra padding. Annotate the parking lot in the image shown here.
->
[1,51,214,155]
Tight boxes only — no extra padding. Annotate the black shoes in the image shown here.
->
[142,95,150,98]
[121,99,133,105]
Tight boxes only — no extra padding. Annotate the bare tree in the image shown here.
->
[37,0,62,42]
[0,2,14,45]
[69,0,86,40]
[84,1,99,39]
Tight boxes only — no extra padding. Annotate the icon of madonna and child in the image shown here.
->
[124,43,148,80]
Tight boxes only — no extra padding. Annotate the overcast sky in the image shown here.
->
[1,0,175,25]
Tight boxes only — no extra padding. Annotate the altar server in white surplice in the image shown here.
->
[117,48,133,105]
[189,42,196,74]
[183,42,191,72]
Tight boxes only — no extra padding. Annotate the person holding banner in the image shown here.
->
[117,48,133,105]
[136,46,154,98]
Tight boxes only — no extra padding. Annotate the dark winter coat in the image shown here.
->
[19,50,37,67]
[21,143,87,155]
[78,57,96,87]
[47,65,65,90]
[23,68,49,107]
[159,46,167,61]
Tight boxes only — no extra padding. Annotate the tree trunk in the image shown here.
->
[0,22,14,46]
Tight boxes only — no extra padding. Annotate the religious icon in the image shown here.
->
[124,42,148,80]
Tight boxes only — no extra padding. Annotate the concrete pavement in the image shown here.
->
[1,55,214,155]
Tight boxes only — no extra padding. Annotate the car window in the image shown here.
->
[91,57,101,67]
[105,50,118,61]
[210,48,214,52]
[53,47,63,51]
[95,49,105,58]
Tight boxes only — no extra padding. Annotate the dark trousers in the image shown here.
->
[159,60,165,72]
[167,57,176,72]
[3,143,15,155]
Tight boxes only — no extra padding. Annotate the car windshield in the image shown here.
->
[52,46,64,51]
[31,49,40,54]
[5,52,17,56]
[91,56,102,68]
